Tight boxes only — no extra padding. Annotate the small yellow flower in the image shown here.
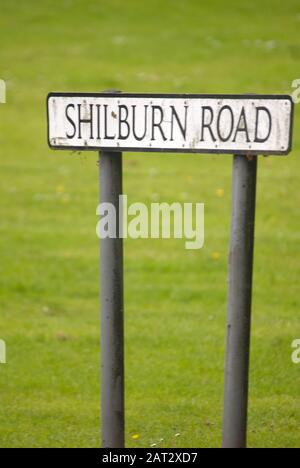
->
[131,434,140,440]
[216,188,225,198]
[56,185,65,194]
[212,251,221,260]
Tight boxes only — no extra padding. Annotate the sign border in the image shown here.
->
[47,93,294,155]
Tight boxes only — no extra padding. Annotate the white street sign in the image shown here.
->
[47,93,293,155]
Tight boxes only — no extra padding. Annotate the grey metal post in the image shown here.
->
[99,151,125,448]
[222,154,258,449]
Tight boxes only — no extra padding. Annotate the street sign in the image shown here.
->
[47,93,293,155]
[46,89,295,449]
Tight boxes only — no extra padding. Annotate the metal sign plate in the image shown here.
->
[47,93,293,155]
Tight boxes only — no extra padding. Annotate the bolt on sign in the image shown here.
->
[47,93,293,155]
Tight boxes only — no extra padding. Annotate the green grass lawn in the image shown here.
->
[0,0,300,448]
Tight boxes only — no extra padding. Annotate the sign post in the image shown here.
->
[47,92,293,449]
[99,150,124,448]
[222,155,257,448]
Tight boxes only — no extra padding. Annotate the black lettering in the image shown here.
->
[65,104,76,139]
[132,105,148,141]
[170,105,188,141]
[78,104,94,139]
[254,107,272,143]
[201,106,216,142]
[118,105,130,140]
[233,107,250,143]
[96,104,101,139]
[217,105,234,142]
[151,106,167,141]
[104,105,116,140]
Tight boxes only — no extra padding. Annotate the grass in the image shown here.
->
[0,0,300,448]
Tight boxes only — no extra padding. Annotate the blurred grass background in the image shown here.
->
[0,0,300,448]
